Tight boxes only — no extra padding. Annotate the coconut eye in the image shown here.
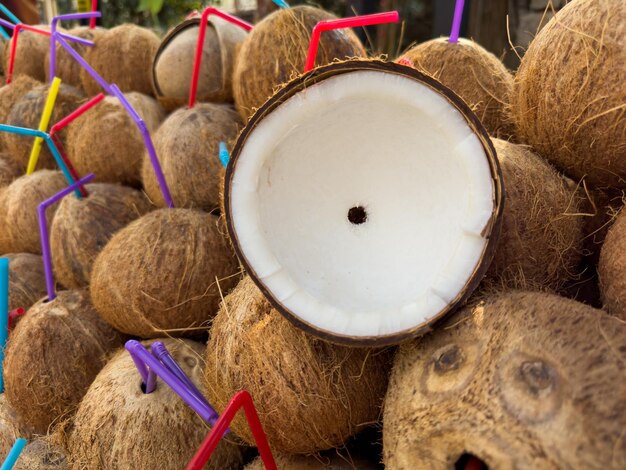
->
[421,341,481,397]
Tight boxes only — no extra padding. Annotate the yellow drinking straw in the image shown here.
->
[26,77,62,175]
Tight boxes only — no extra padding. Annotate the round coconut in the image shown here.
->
[233,6,365,120]
[399,38,514,138]
[142,103,242,210]
[13,438,69,470]
[68,338,245,470]
[2,25,52,82]
[153,17,248,111]
[0,75,40,151]
[80,24,160,96]
[0,394,33,459]
[599,207,626,320]
[67,93,164,185]
[3,83,85,169]
[5,253,46,312]
[511,0,626,190]
[90,208,240,337]
[50,183,152,289]
[383,291,626,469]
[205,276,391,454]
[3,170,67,254]
[3,289,124,433]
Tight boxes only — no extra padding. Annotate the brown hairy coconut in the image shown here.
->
[0,394,33,458]
[69,338,244,470]
[153,17,248,111]
[13,438,69,470]
[50,183,152,289]
[205,276,391,454]
[66,93,164,185]
[3,83,84,169]
[383,291,626,469]
[511,0,626,190]
[399,38,514,138]
[3,170,67,254]
[233,6,365,120]
[2,26,52,82]
[599,208,626,320]
[0,153,21,188]
[245,453,380,469]
[91,208,240,337]
[5,253,46,311]
[0,75,40,151]
[3,290,124,433]
[142,103,242,210]
[80,24,159,96]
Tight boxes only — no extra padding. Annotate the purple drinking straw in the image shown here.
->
[38,173,95,301]
[50,12,101,84]
[449,0,465,43]
[0,18,95,47]
[55,34,112,94]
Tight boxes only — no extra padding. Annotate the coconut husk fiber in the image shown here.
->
[383,291,626,469]
[90,208,240,338]
[511,0,626,190]
[0,394,33,459]
[245,452,381,469]
[3,289,124,433]
[153,17,248,111]
[599,207,626,320]
[0,153,21,188]
[233,6,365,121]
[0,75,40,152]
[50,183,152,289]
[3,83,85,169]
[2,25,53,82]
[399,38,514,138]
[142,103,242,210]
[5,253,47,312]
[68,338,245,470]
[66,92,164,185]
[80,24,159,96]
[13,438,69,470]
[204,276,392,454]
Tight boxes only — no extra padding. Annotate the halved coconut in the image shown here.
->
[225,61,503,345]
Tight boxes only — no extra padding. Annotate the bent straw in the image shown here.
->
[0,258,8,393]
[38,173,96,301]
[8,308,25,331]
[188,8,253,108]
[0,4,19,53]
[218,142,229,168]
[0,438,27,470]
[26,77,62,175]
[271,0,290,8]
[449,0,465,43]
[90,0,98,28]
[54,34,112,94]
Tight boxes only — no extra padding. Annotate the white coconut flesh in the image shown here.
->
[229,69,497,341]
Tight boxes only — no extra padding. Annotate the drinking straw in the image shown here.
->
[0,27,9,40]
[0,4,21,24]
[271,0,290,8]
[90,0,98,28]
[304,11,400,72]
[8,308,25,331]
[26,77,62,175]
[396,57,413,67]
[0,438,27,470]
[0,258,8,393]
[49,134,87,197]
[54,34,112,94]
[38,174,96,301]
[449,0,465,43]
[188,8,253,108]
[186,391,276,470]
[218,142,229,168]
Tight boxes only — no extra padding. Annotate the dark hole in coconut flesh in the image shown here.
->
[456,453,488,470]
[348,206,367,225]
[139,381,156,394]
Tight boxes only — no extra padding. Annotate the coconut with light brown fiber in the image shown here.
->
[0,394,32,458]
[0,155,21,253]
[383,291,626,469]
[50,183,152,289]
[90,208,239,337]
[66,93,164,185]
[3,290,124,433]
[13,438,69,470]
[598,208,626,319]
[5,253,46,311]
[0,75,40,151]
[68,338,244,470]
[2,26,52,82]
[142,103,242,210]
[205,276,391,454]
[233,6,365,120]
[511,0,626,190]
[80,24,159,96]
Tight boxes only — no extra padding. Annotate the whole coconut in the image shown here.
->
[399,38,514,137]
[511,0,626,189]
[205,276,391,454]
[5,253,46,311]
[68,338,245,470]
[3,290,124,433]
[383,291,626,469]
[142,103,242,210]
[13,438,69,470]
[80,24,159,96]
[50,183,152,288]
[90,208,240,337]
[2,26,51,82]
[0,394,32,459]
[233,6,365,120]
[66,93,164,185]
[599,208,626,319]
[0,75,40,151]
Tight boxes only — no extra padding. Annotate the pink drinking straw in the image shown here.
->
[8,308,25,331]
[38,173,96,301]
[449,0,465,43]
[304,11,400,72]
[90,0,98,28]
[188,7,253,108]
[396,57,413,67]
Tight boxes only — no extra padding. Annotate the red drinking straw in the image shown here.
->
[90,0,98,29]
[304,11,400,72]
[188,7,253,108]
[8,308,24,330]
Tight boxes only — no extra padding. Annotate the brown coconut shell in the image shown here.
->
[3,289,125,433]
[0,75,40,151]
[68,338,245,470]
[0,394,33,459]
[3,170,67,254]
[511,0,626,190]
[50,183,152,289]
[80,24,160,96]
[3,83,85,169]
[90,208,240,338]
[205,276,392,454]
[383,291,626,469]
[400,38,514,138]
[599,207,626,320]
[13,438,69,470]
[66,93,164,185]
[142,103,242,210]
[5,253,47,312]
[233,6,365,120]
[153,17,248,111]
[2,26,52,82]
